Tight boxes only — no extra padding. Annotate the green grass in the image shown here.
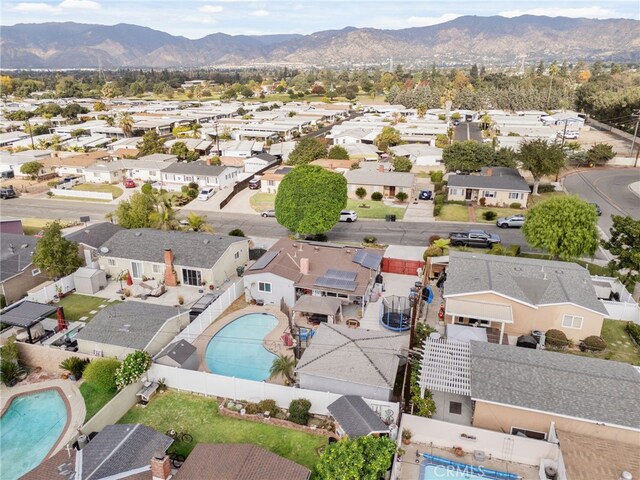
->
[249,192,276,212]
[72,184,123,199]
[80,382,117,422]
[437,204,470,222]
[475,207,526,223]
[21,218,53,236]
[49,294,118,322]
[527,191,566,207]
[118,391,326,469]
[346,199,406,220]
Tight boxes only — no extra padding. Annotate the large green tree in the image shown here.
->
[20,161,43,179]
[392,156,413,172]
[374,126,401,151]
[32,221,83,278]
[287,138,328,165]
[522,196,599,260]
[327,145,349,160]
[587,143,616,166]
[314,436,396,480]
[112,192,158,228]
[518,139,566,195]
[602,215,640,287]
[275,165,347,235]
[442,140,495,172]
[137,131,167,156]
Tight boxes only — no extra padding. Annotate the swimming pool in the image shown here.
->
[0,389,68,480]
[205,313,279,381]
[421,454,520,480]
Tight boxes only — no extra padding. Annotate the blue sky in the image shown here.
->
[2,0,638,38]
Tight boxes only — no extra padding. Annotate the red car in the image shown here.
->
[123,178,136,188]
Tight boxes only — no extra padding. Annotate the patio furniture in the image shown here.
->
[136,381,159,405]
[299,327,315,341]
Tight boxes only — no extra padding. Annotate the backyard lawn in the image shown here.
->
[599,319,640,365]
[79,382,117,421]
[21,217,53,236]
[346,199,406,220]
[437,204,469,222]
[118,391,327,470]
[72,184,123,199]
[49,294,117,322]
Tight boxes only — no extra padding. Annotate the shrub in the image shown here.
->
[371,192,383,201]
[479,197,487,206]
[433,204,442,216]
[489,244,507,255]
[115,350,152,390]
[428,235,441,245]
[423,245,443,260]
[245,402,259,415]
[545,329,569,348]
[83,358,121,392]
[48,180,60,187]
[228,228,245,237]
[395,192,408,202]
[537,184,556,194]
[507,245,521,256]
[355,187,367,199]
[0,359,23,386]
[257,399,279,417]
[430,171,444,183]
[0,335,19,364]
[509,202,522,209]
[141,183,153,195]
[433,182,444,192]
[288,398,312,425]
[59,356,90,379]
[626,322,640,345]
[363,236,377,244]
[305,233,328,242]
[0,294,5,309]
[482,211,497,221]
[446,200,467,206]
[582,336,607,351]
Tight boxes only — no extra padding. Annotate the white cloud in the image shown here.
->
[499,6,617,19]
[182,15,218,25]
[406,13,460,27]
[198,5,224,13]
[58,0,101,9]
[250,9,269,17]
[12,2,59,13]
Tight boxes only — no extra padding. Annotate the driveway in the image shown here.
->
[179,186,234,213]
[453,122,483,142]
[222,188,260,215]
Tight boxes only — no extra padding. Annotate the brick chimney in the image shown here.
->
[206,157,212,166]
[150,454,172,480]
[378,164,385,173]
[300,257,310,275]
[486,167,493,177]
[163,249,178,287]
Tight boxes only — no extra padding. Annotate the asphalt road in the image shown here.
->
[453,122,484,142]
[563,169,640,234]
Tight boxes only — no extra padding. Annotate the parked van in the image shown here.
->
[248,178,261,190]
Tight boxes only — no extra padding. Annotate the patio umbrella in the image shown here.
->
[126,270,133,286]
[56,307,68,332]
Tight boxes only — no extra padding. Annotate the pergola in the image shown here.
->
[0,300,57,343]
[418,337,471,398]
[291,295,343,326]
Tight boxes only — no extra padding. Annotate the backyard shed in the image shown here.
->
[73,267,107,294]
[154,339,199,370]
[382,245,425,275]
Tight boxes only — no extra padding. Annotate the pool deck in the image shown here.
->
[396,443,540,480]
[193,306,294,384]
[0,379,86,460]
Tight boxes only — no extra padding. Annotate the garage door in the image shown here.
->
[382,258,424,275]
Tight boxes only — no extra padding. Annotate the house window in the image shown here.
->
[449,402,462,415]
[510,427,547,441]
[562,314,583,329]
[268,180,275,186]
[184,176,193,182]
[131,261,144,279]
[482,190,496,198]
[258,282,272,293]
[508,192,523,200]
[234,251,240,259]
[76,168,82,173]
[31,268,41,276]
[449,188,463,196]
[149,171,156,176]
[107,258,116,267]
[182,268,202,286]
[152,264,163,274]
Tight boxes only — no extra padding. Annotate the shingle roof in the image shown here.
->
[444,252,607,314]
[66,222,123,249]
[296,324,407,389]
[80,424,172,480]
[99,229,246,269]
[470,341,640,429]
[75,301,184,350]
[447,172,530,191]
[344,170,415,188]
[155,339,197,365]
[327,396,389,438]
[160,159,227,176]
[0,232,36,281]
[174,444,311,480]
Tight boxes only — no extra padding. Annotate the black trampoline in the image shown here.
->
[380,295,411,332]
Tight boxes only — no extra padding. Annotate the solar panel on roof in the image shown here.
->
[248,251,278,271]
[352,250,367,265]
[325,269,357,281]
[361,253,382,270]
[314,276,357,291]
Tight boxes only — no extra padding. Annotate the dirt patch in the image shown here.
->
[0,177,52,195]
[578,127,633,156]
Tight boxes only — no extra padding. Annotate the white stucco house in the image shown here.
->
[159,160,239,191]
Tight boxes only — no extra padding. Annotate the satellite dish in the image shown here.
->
[99,247,110,254]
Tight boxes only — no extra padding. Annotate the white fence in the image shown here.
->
[149,363,399,422]
[174,278,245,343]
[50,188,113,200]
[26,274,75,303]
[601,301,640,323]
[591,275,640,323]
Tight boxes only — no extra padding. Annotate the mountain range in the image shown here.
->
[1,15,639,69]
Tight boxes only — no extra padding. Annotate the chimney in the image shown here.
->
[163,249,178,287]
[378,164,385,173]
[486,167,493,177]
[206,157,212,166]
[150,454,172,480]
[300,257,310,275]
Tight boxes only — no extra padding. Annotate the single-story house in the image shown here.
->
[443,252,608,344]
[268,141,296,162]
[121,154,178,182]
[344,170,415,199]
[164,138,213,155]
[331,127,379,145]
[327,395,390,439]
[259,166,294,194]
[83,160,127,184]
[174,444,311,480]
[244,238,382,309]
[217,140,263,157]
[98,229,249,288]
[154,339,199,370]
[295,323,407,401]
[390,144,443,166]
[309,158,354,173]
[447,167,530,206]
[0,233,43,304]
[160,160,238,191]
[22,424,174,480]
[75,301,189,359]
[470,341,640,444]
[66,222,123,267]
[40,151,110,177]
[244,152,279,173]
[343,143,379,161]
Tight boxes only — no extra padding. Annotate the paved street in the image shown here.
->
[564,168,640,234]
[453,122,483,142]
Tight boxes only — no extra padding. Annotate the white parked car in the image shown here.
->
[339,210,358,222]
[198,188,215,201]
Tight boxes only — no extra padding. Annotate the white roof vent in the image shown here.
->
[99,246,110,254]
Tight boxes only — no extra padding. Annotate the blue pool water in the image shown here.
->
[205,313,279,381]
[421,454,520,480]
[0,389,68,480]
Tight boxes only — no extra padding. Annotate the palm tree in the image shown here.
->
[117,112,134,137]
[546,61,559,108]
[269,355,296,384]
[151,199,179,231]
[185,212,213,232]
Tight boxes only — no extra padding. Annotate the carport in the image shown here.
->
[0,300,57,343]
[292,295,342,326]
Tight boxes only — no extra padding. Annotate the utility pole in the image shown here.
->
[630,109,640,159]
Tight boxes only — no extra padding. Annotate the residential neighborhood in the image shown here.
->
[1,6,639,480]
